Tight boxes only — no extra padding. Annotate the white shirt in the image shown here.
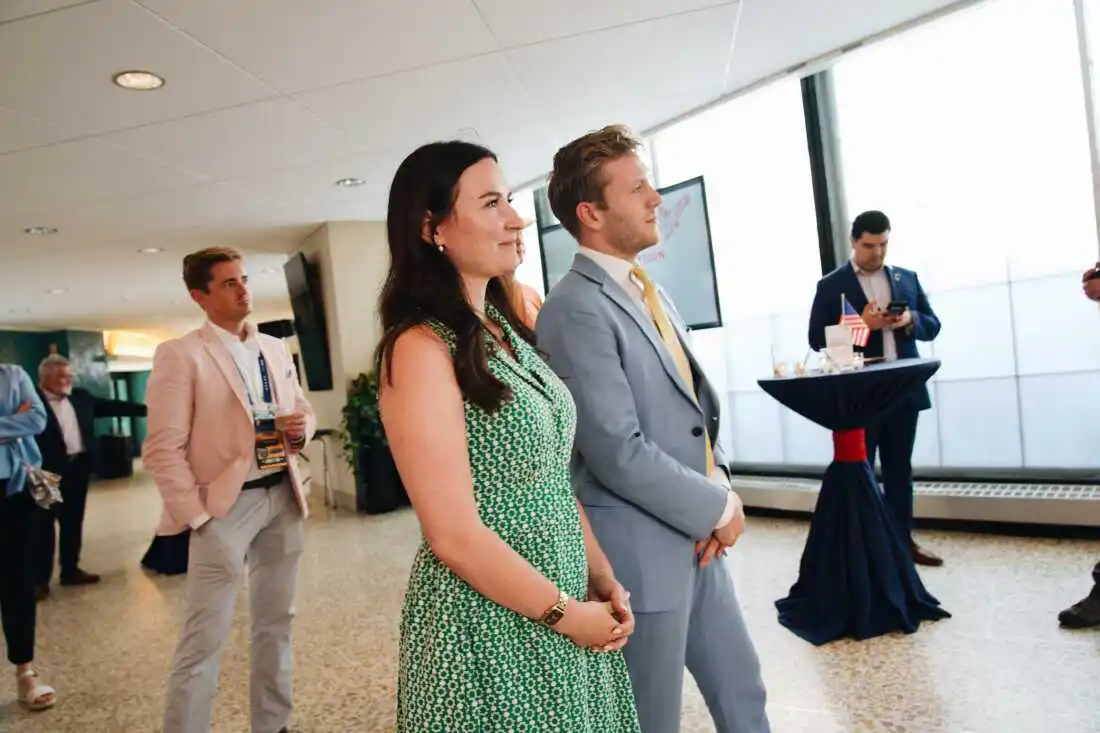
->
[190,321,282,531]
[44,391,84,456]
[577,248,737,531]
[852,260,898,362]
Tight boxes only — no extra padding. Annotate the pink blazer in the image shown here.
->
[143,323,317,536]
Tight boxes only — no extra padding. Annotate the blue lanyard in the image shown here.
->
[233,353,274,409]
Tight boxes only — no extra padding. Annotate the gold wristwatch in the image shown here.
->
[539,589,569,627]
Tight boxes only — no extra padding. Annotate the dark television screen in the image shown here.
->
[283,252,333,391]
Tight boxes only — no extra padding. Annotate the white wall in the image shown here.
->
[293,221,390,511]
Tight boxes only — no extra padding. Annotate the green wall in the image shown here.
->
[0,331,54,377]
[59,330,112,398]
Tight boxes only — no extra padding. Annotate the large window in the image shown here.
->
[510,188,543,293]
[653,79,827,464]
[833,0,1100,469]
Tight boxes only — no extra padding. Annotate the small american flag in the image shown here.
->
[840,298,870,347]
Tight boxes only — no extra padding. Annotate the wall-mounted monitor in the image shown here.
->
[536,175,722,330]
[283,252,334,391]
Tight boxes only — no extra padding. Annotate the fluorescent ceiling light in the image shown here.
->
[335,177,365,187]
[25,226,57,236]
[138,247,164,254]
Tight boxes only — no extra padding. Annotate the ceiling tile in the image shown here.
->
[97,98,357,180]
[505,4,739,117]
[137,0,500,94]
[0,0,91,24]
[727,0,961,90]
[0,105,68,154]
[0,0,275,139]
[293,53,538,155]
[0,137,206,218]
[225,147,407,216]
[475,0,736,47]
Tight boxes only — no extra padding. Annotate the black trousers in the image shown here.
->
[865,407,921,543]
[35,453,91,583]
[0,480,37,665]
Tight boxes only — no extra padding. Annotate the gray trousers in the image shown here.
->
[163,480,303,733]
[623,558,770,733]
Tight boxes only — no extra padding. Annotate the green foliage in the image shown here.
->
[338,371,386,467]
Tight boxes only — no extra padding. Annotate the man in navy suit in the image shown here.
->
[1057,264,1100,628]
[808,211,943,566]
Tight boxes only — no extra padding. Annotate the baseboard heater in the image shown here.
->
[734,475,1100,528]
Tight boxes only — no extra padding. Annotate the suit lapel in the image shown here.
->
[199,324,251,418]
[884,265,902,301]
[36,388,62,444]
[840,262,868,314]
[570,255,699,408]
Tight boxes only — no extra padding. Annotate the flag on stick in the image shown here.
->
[839,294,870,347]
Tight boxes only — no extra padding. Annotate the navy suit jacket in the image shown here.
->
[808,261,941,411]
[35,387,147,475]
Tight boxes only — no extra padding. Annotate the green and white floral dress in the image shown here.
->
[396,308,640,733]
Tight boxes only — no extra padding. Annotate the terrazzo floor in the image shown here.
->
[1,469,1098,733]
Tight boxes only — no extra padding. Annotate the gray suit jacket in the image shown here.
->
[536,253,730,613]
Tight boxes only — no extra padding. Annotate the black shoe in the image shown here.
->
[1058,595,1100,629]
[34,584,49,602]
[59,568,100,586]
[911,543,944,567]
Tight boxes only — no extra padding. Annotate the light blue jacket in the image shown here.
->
[0,364,47,497]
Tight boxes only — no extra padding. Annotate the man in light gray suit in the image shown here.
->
[536,125,770,733]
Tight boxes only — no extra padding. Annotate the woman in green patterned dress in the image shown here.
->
[377,141,641,732]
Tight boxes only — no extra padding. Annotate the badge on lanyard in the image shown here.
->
[239,353,289,472]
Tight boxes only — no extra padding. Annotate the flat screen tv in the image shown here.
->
[536,175,722,330]
[283,252,333,391]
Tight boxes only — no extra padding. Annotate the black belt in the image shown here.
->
[242,471,288,491]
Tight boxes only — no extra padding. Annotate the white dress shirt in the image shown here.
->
[577,248,737,531]
[44,391,84,456]
[852,260,898,362]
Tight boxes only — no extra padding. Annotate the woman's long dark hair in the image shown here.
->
[376,141,536,413]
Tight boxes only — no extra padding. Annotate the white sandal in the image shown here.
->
[16,668,56,711]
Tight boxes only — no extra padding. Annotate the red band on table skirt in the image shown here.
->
[832,429,867,462]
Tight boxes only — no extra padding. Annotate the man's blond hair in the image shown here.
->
[546,124,646,239]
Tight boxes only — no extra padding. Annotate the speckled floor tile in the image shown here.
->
[1,469,1098,732]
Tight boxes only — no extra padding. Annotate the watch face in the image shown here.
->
[544,608,564,626]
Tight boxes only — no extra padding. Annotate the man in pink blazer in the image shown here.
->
[144,246,316,733]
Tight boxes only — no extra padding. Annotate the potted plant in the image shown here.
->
[338,371,408,514]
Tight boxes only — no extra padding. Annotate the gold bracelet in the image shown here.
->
[538,589,569,627]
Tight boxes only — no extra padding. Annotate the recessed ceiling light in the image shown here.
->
[138,247,164,254]
[112,70,165,91]
[261,267,278,274]
[24,226,57,236]
[46,288,67,295]
[335,177,365,188]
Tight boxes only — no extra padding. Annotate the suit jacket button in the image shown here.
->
[691,426,704,437]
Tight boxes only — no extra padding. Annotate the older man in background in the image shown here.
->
[34,354,147,600]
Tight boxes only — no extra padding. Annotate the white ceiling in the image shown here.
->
[0,0,967,332]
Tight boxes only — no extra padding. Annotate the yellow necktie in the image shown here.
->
[631,265,715,476]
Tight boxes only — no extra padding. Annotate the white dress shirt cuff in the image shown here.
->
[709,468,735,530]
[189,512,212,531]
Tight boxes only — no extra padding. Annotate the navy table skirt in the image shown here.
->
[757,357,950,645]
[140,531,190,576]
